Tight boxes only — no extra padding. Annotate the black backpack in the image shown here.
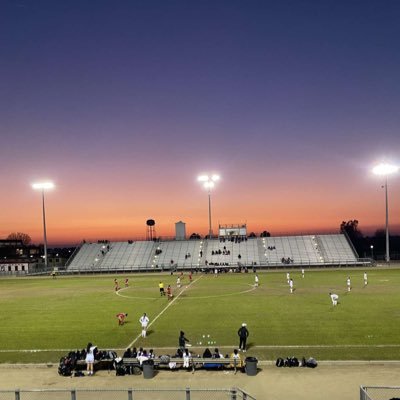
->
[275,357,284,367]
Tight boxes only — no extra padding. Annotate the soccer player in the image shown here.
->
[167,285,173,300]
[254,274,259,287]
[329,293,339,306]
[347,276,351,292]
[116,312,128,326]
[289,278,294,293]
[286,272,290,284]
[177,277,181,288]
[125,278,129,287]
[159,281,165,296]
[364,272,368,286]
[139,313,150,338]
[189,271,193,283]
[301,268,305,278]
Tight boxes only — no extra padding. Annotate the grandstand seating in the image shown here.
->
[66,234,359,272]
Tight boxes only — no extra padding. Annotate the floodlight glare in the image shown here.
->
[372,162,399,263]
[197,173,221,238]
[32,182,55,190]
[372,163,399,176]
[31,180,54,270]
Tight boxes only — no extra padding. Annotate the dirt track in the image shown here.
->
[1,362,400,399]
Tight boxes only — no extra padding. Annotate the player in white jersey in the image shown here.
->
[329,292,339,306]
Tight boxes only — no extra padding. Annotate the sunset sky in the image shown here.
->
[1,0,400,246]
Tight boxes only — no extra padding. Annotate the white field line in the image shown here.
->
[116,283,256,300]
[125,275,203,350]
[2,344,400,353]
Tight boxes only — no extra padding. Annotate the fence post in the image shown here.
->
[186,387,191,400]
[230,388,237,400]
[15,389,20,400]
[71,389,76,400]
[128,388,133,400]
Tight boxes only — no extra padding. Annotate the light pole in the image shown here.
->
[32,181,55,269]
[370,245,374,260]
[197,174,220,238]
[372,163,399,263]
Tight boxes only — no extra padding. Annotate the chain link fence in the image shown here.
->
[360,386,400,400]
[0,388,255,400]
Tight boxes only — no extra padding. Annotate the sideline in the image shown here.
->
[2,343,400,354]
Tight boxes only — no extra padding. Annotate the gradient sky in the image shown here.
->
[1,0,400,245]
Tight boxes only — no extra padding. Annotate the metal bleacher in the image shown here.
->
[66,234,361,272]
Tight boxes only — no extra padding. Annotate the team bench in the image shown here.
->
[75,358,114,371]
[122,357,245,374]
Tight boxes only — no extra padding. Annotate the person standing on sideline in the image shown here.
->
[85,342,97,376]
[177,277,181,288]
[159,281,165,296]
[179,331,189,351]
[286,272,290,284]
[329,292,339,306]
[139,313,150,338]
[364,272,368,286]
[347,276,351,292]
[289,278,294,293]
[237,323,249,352]
[254,274,259,287]
[301,268,305,278]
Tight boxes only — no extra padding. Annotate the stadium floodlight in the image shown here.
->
[197,174,220,238]
[372,163,398,263]
[32,181,55,270]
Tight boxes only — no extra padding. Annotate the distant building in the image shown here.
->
[175,221,186,240]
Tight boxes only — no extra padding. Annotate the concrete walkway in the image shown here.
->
[0,363,399,399]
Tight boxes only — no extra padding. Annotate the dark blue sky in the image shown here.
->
[1,0,400,243]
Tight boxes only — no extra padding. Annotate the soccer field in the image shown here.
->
[1,267,400,363]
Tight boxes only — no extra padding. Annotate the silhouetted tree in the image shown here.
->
[189,233,201,240]
[260,230,271,237]
[248,232,257,238]
[340,220,366,256]
[7,232,32,245]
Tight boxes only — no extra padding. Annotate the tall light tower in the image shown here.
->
[197,174,220,238]
[32,181,55,269]
[372,163,398,263]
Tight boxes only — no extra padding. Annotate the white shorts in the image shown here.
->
[85,353,94,363]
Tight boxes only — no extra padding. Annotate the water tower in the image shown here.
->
[146,219,156,241]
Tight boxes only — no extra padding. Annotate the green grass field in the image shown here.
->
[1,267,400,363]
